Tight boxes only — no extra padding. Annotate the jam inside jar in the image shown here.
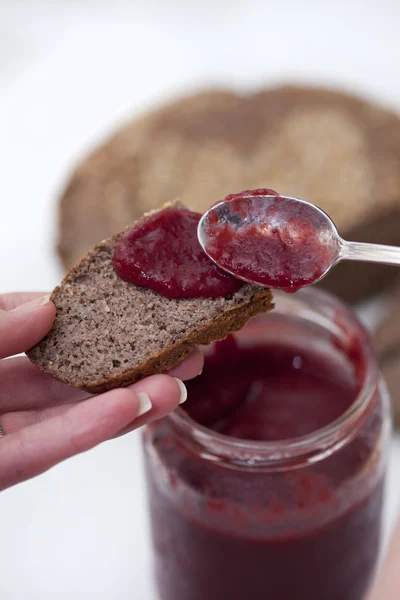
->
[143,289,391,600]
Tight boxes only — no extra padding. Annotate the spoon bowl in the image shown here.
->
[198,189,400,292]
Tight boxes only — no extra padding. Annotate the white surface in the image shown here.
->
[1,1,400,598]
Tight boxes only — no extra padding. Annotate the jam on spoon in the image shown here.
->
[198,188,400,292]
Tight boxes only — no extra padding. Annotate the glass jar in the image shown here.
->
[142,289,391,600]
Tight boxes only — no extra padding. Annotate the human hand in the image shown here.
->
[0,292,203,492]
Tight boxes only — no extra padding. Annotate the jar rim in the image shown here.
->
[169,288,380,468]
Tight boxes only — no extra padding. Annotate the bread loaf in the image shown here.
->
[374,291,400,426]
[58,85,400,302]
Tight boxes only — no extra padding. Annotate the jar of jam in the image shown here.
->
[142,288,391,600]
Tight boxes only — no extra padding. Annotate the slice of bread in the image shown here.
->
[58,85,400,302]
[27,207,273,393]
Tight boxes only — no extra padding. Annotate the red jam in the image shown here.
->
[204,189,337,292]
[112,208,243,298]
[184,336,357,439]
[144,315,385,600]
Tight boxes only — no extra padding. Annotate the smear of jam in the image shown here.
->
[112,208,244,298]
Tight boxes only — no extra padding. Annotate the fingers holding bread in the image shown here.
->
[0,374,186,491]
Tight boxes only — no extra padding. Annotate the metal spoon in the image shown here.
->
[197,190,400,292]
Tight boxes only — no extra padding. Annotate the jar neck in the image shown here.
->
[169,288,380,471]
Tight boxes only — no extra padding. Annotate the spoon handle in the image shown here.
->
[340,240,400,266]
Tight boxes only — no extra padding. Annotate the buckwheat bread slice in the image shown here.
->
[27,208,273,394]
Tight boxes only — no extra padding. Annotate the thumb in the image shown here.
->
[0,295,56,358]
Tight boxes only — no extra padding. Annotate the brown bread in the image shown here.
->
[374,291,400,426]
[58,85,400,302]
[28,207,273,393]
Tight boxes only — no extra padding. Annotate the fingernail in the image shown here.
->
[14,295,51,313]
[173,378,187,404]
[137,392,152,416]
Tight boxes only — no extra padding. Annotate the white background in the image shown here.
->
[1,1,400,598]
